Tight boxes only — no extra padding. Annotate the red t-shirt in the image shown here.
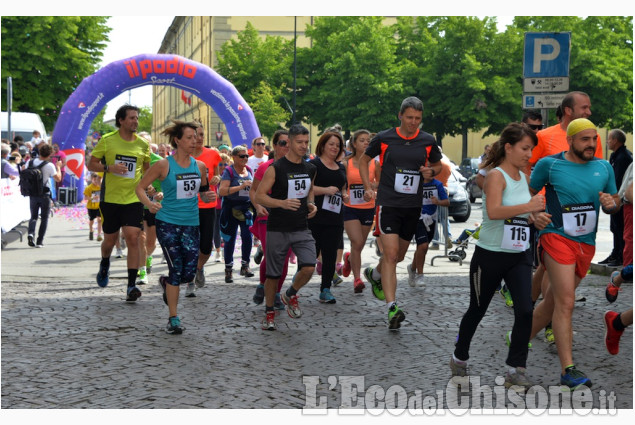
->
[194,147,221,208]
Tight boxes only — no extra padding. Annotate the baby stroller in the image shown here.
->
[448,225,481,262]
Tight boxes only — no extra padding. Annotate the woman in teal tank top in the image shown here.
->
[450,122,552,389]
[136,121,215,335]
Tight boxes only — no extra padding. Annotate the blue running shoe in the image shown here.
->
[560,365,592,390]
[319,288,336,304]
[159,275,169,305]
[363,267,385,300]
[126,286,142,303]
[166,316,183,334]
[253,284,265,305]
[96,263,110,288]
[274,292,285,310]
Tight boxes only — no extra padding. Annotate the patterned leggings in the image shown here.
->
[156,219,200,286]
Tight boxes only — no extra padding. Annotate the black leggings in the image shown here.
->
[309,222,343,290]
[454,245,533,368]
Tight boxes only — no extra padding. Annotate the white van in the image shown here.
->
[1,111,48,143]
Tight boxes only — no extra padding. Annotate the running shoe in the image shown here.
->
[414,274,425,288]
[499,285,514,308]
[505,330,532,349]
[28,234,35,247]
[126,286,142,303]
[388,304,405,330]
[254,246,263,265]
[544,324,555,345]
[336,262,343,276]
[560,365,592,390]
[146,255,153,273]
[353,277,365,293]
[225,268,233,283]
[342,252,351,277]
[166,316,183,335]
[89,231,94,241]
[332,272,343,286]
[281,291,302,318]
[240,264,254,277]
[115,248,124,258]
[96,263,110,288]
[253,284,265,305]
[604,310,624,355]
[319,288,336,304]
[450,357,468,377]
[261,311,276,331]
[289,253,297,264]
[316,260,322,275]
[138,268,148,285]
[158,275,169,305]
[97,235,103,241]
[195,267,205,288]
[274,292,285,310]
[505,367,532,389]
[214,251,221,262]
[605,271,621,303]
[363,267,385,300]
[407,264,416,287]
[185,282,196,298]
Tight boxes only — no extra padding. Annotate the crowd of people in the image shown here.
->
[3,91,631,392]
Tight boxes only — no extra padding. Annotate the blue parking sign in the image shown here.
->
[523,32,571,78]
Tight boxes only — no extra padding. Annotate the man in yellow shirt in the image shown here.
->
[87,105,151,302]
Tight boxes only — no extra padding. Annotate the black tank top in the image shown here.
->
[309,157,347,226]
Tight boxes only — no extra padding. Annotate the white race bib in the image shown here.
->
[175,173,200,200]
[421,188,438,205]
[501,216,530,251]
[394,169,420,194]
[115,154,137,179]
[90,191,100,203]
[562,203,596,237]
[322,193,342,213]
[349,184,365,205]
[237,178,251,197]
[287,173,311,199]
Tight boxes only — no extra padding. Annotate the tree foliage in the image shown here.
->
[137,105,152,134]
[250,81,290,139]
[1,16,111,130]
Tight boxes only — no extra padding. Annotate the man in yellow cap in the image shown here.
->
[527,118,621,390]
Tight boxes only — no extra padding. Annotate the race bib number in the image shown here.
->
[394,169,420,194]
[287,173,311,199]
[90,191,100,203]
[175,173,200,200]
[349,184,365,205]
[237,179,251,197]
[322,193,342,213]
[562,203,596,237]
[115,154,137,179]
[421,188,438,205]
[501,217,530,251]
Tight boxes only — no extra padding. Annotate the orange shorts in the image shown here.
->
[540,233,595,279]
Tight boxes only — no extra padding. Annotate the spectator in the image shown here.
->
[26,144,62,247]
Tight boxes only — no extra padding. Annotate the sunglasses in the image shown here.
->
[276,140,288,147]
[237,154,249,159]
[220,163,228,166]
[527,124,543,131]
[254,143,265,146]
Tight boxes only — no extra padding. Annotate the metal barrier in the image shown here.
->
[430,206,462,266]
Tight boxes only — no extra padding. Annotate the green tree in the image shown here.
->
[250,81,290,139]
[216,21,294,123]
[137,105,152,134]
[89,108,115,136]
[513,16,633,131]
[1,16,111,130]
[296,16,404,132]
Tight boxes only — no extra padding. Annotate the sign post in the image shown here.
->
[522,32,571,126]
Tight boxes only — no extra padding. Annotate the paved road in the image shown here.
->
[1,202,631,413]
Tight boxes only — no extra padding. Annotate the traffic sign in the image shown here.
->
[523,32,571,78]
[523,77,569,93]
[522,94,566,110]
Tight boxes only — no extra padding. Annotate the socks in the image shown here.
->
[452,353,467,365]
[128,269,138,288]
[387,301,396,311]
[286,286,298,297]
[100,257,110,269]
[372,267,381,281]
[613,313,626,331]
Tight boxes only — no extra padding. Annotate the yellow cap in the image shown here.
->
[567,118,597,137]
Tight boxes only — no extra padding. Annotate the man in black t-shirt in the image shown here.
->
[359,96,443,330]
[255,124,318,331]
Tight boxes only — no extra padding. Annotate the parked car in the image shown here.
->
[466,173,483,203]
[447,169,471,222]
[458,157,481,179]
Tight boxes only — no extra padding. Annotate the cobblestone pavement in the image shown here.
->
[1,205,632,413]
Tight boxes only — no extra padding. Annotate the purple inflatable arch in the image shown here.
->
[51,53,260,201]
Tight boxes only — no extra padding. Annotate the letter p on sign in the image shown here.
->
[523,32,571,78]
[533,38,560,73]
